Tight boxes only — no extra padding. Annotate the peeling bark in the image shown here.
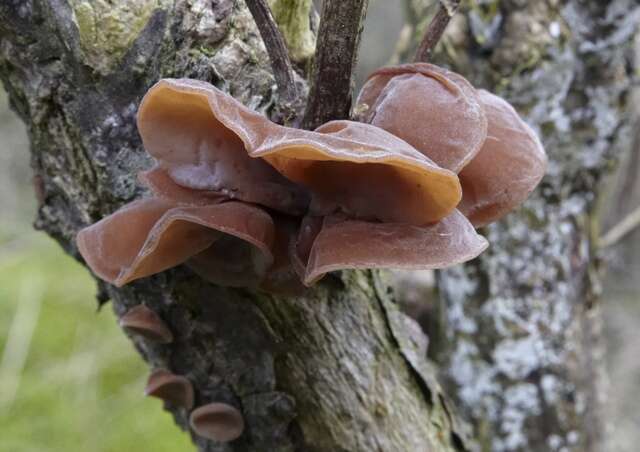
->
[0,1,467,451]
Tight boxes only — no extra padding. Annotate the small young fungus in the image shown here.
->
[145,368,195,410]
[189,402,245,443]
[118,305,174,344]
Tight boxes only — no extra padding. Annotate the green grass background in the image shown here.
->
[0,228,193,452]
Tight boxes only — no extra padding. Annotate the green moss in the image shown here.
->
[268,0,316,62]
[69,0,170,73]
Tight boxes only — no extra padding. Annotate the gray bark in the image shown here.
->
[0,1,466,451]
[401,1,640,451]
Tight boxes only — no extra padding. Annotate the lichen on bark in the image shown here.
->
[406,1,639,451]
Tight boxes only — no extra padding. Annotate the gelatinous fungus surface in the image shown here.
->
[77,68,545,290]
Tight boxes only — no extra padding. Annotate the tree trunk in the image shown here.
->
[0,1,467,451]
[401,1,639,451]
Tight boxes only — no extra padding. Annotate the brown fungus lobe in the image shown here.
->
[118,305,174,344]
[141,79,462,226]
[303,210,488,285]
[458,90,548,226]
[355,63,487,173]
[145,368,194,410]
[254,120,462,224]
[138,167,227,206]
[189,402,245,443]
[137,79,309,215]
[77,199,274,287]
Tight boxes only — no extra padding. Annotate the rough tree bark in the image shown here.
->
[401,1,640,451]
[0,1,468,451]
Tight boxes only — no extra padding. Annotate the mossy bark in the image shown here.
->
[0,1,466,451]
[268,0,316,63]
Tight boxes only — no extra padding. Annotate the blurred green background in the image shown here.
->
[0,90,193,450]
[2,2,640,451]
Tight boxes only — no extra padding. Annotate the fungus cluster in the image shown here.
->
[145,367,244,442]
[120,304,245,443]
[77,63,546,293]
[144,367,244,442]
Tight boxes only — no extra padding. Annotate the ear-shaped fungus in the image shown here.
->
[145,368,194,410]
[141,79,461,225]
[301,210,488,285]
[119,304,174,343]
[81,76,536,291]
[190,402,245,443]
[137,79,309,215]
[77,199,274,287]
[355,63,487,173]
[457,90,548,227]
[253,120,462,224]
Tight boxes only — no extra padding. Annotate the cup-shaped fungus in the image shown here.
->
[137,79,309,216]
[253,120,462,224]
[78,73,543,291]
[355,63,487,173]
[190,402,245,443]
[145,369,194,410]
[118,305,174,344]
[77,198,275,287]
[457,90,548,226]
[355,63,547,227]
[302,210,488,285]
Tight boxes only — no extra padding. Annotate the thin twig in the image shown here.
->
[245,0,298,110]
[599,205,640,248]
[414,0,461,62]
[302,0,370,130]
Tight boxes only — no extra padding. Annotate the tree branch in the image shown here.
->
[414,0,461,62]
[245,0,299,115]
[302,0,369,130]
[599,204,640,248]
